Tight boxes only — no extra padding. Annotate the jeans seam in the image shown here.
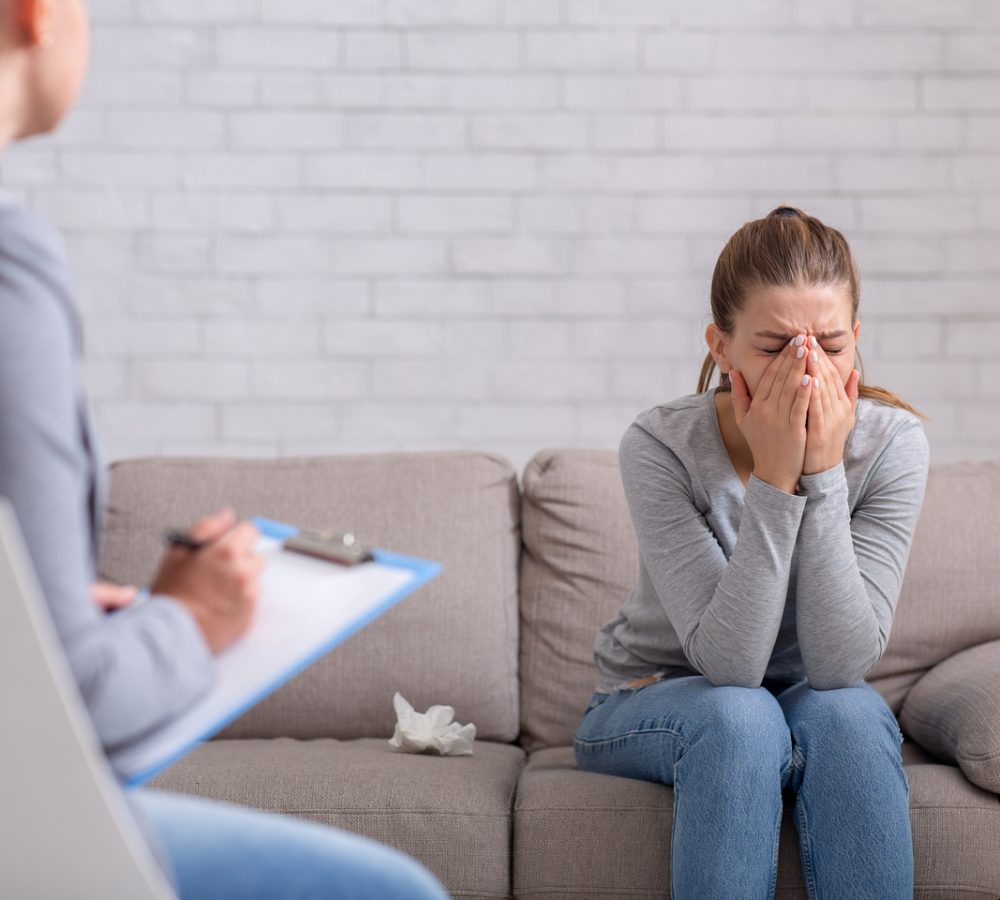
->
[574,726,687,753]
[795,792,820,900]
[768,794,782,897]
[670,762,681,900]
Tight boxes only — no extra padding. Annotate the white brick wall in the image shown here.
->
[2,0,999,471]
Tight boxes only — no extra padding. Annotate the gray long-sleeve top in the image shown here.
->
[0,193,214,754]
[594,387,930,694]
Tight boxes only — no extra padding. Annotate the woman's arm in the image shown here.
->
[620,421,808,688]
[0,205,214,752]
[793,417,929,690]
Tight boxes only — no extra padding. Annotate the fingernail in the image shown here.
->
[801,374,810,386]
[809,336,817,347]
[794,335,805,346]
[811,350,818,362]
[796,346,806,358]
[814,377,821,388]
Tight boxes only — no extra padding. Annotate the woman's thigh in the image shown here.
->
[131,789,449,900]
[574,675,792,786]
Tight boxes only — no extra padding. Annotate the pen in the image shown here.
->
[165,529,207,551]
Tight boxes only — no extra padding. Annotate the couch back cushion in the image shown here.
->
[519,449,1000,752]
[100,452,520,742]
[867,458,1000,709]
[519,450,639,753]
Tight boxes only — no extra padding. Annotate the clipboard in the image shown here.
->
[111,517,442,787]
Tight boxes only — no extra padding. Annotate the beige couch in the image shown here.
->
[98,449,1000,900]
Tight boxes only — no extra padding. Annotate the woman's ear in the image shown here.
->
[704,323,731,374]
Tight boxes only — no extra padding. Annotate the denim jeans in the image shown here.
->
[574,675,912,900]
[130,789,450,900]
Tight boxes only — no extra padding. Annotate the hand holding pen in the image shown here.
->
[149,508,265,654]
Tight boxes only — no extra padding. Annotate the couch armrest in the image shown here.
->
[899,639,1000,793]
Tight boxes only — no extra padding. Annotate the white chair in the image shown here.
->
[0,497,175,899]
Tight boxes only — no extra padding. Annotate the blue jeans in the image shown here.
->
[574,675,912,900]
[131,789,450,900]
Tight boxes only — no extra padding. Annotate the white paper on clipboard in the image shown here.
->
[111,518,442,786]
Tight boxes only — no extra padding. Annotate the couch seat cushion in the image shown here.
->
[149,737,524,900]
[513,746,1000,900]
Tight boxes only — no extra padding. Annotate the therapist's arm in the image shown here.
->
[0,205,218,751]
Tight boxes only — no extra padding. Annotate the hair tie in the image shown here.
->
[772,206,800,218]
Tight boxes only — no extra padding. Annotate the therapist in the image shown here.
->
[0,1,449,898]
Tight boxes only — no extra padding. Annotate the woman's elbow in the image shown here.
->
[806,657,879,691]
[700,662,766,690]
[685,633,767,689]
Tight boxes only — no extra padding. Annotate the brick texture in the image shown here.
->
[2,0,997,470]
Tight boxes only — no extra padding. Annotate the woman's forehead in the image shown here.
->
[738,284,854,335]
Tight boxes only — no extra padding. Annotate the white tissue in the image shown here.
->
[388,692,476,756]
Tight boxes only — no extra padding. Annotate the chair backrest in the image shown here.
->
[0,498,175,900]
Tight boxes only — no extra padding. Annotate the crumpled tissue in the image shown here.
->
[388,692,476,756]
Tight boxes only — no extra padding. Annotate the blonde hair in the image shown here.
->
[697,205,927,420]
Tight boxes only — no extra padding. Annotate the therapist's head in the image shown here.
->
[701,206,925,418]
[0,0,89,145]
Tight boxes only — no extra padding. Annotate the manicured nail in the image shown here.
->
[796,346,806,358]
[794,335,805,346]
[814,377,821,388]
[811,350,818,362]
[801,374,810,386]
[809,336,817,347]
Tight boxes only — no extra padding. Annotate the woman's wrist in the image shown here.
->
[801,457,844,478]
[751,469,799,495]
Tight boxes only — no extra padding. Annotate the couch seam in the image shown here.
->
[274,809,512,817]
[506,468,522,744]
[517,472,541,753]
[908,805,1000,812]
[515,806,671,814]
[514,890,664,897]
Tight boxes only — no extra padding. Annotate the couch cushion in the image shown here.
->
[868,459,1000,712]
[899,639,1000,794]
[512,746,1000,900]
[519,450,1000,753]
[100,452,520,742]
[149,737,524,900]
[519,450,638,754]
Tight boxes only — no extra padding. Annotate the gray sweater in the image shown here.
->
[0,193,214,755]
[594,388,930,694]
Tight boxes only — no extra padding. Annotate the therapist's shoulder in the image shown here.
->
[0,192,78,335]
[0,191,68,265]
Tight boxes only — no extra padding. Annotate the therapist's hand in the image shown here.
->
[150,508,264,654]
[90,581,138,611]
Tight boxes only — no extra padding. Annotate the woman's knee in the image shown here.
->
[688,683,789,756]
[788,683,902,749]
